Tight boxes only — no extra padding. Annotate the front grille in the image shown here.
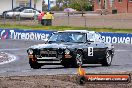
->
[40,50,57,57]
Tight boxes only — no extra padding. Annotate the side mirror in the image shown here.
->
[100,36,105,42]
[87,39,94,42]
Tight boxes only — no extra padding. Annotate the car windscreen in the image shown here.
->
[48,32,86,43]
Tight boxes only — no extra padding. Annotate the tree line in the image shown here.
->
[43,0,93,11]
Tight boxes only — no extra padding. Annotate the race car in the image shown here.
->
[27,30,114,69]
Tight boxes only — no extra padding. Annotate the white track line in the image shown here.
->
[0,48,27,51]
[115,50,132,51]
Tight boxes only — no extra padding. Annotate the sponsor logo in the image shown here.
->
[9,30,50,41]
[0,30,8,40]
[102,36,132,44]
[77,67,131,85]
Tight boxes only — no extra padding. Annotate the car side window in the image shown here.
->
[87,33,95,42]
[94,33,103,42]
[33,10,36,13]
[28,10,33,13]
[23,9,29,13]
[23,9,33,13]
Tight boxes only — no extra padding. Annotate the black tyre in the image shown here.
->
[61,60,70,68]
[62,63,70,68]
[102,51,112,66]
[73,51,83,68]
[77,76,86,85]
[29,59,41,69]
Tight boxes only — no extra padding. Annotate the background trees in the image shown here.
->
[69,0,92,11]
[51,0,93,11]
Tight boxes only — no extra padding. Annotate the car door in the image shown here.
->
[20,9,33,18]
[82,33,95,63]
[84,33,106,63]
[92,33,106,59]
[33,10,39,16]
[7,11,20,17]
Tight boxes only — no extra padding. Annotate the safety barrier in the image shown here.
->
[100,32,132,44]
[0,28,132,44]
[0,29,55,41]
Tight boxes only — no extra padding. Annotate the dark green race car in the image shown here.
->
[27,30,114,69]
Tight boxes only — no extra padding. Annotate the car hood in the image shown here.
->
[29,43,85,49]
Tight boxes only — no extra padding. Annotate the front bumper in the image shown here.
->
[28,48,74,64]
[36,57,61,64]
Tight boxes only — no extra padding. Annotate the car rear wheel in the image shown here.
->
[101,51,112,66]
[29,59,41,69]
[73,51,83,68]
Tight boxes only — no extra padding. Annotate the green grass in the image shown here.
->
[0,24,132,33]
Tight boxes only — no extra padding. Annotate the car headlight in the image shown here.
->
[65,49,70,54]
[28,49,33,55]
[58,48,63,54]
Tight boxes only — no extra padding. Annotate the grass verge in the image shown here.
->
[0,24,132,33]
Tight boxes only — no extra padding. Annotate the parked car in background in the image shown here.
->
[2,7,22,17]
[6,8,40,19]
[27,30,114,69]
[64,8,77,13]
[2,7,40,18]
[64,8,77,15]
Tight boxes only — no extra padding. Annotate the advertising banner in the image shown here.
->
[100,32,132,44]
[0,28,132,44]
[0,29,55,41]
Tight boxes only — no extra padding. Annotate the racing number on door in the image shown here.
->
[88,47,93,56]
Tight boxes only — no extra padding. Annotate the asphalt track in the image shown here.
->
[0,39,132,76]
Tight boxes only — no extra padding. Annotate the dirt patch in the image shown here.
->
[0,74,132,88]
[0,75,82,88]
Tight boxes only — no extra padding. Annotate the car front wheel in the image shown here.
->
[102,51,112,66]
[62,63,70,68]
[73,51,83,68]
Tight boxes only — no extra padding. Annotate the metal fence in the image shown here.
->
[52,13,132,29]
[0,13,132,29]
[0,15,38,26]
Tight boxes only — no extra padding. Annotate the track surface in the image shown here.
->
[0,39,132,76]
